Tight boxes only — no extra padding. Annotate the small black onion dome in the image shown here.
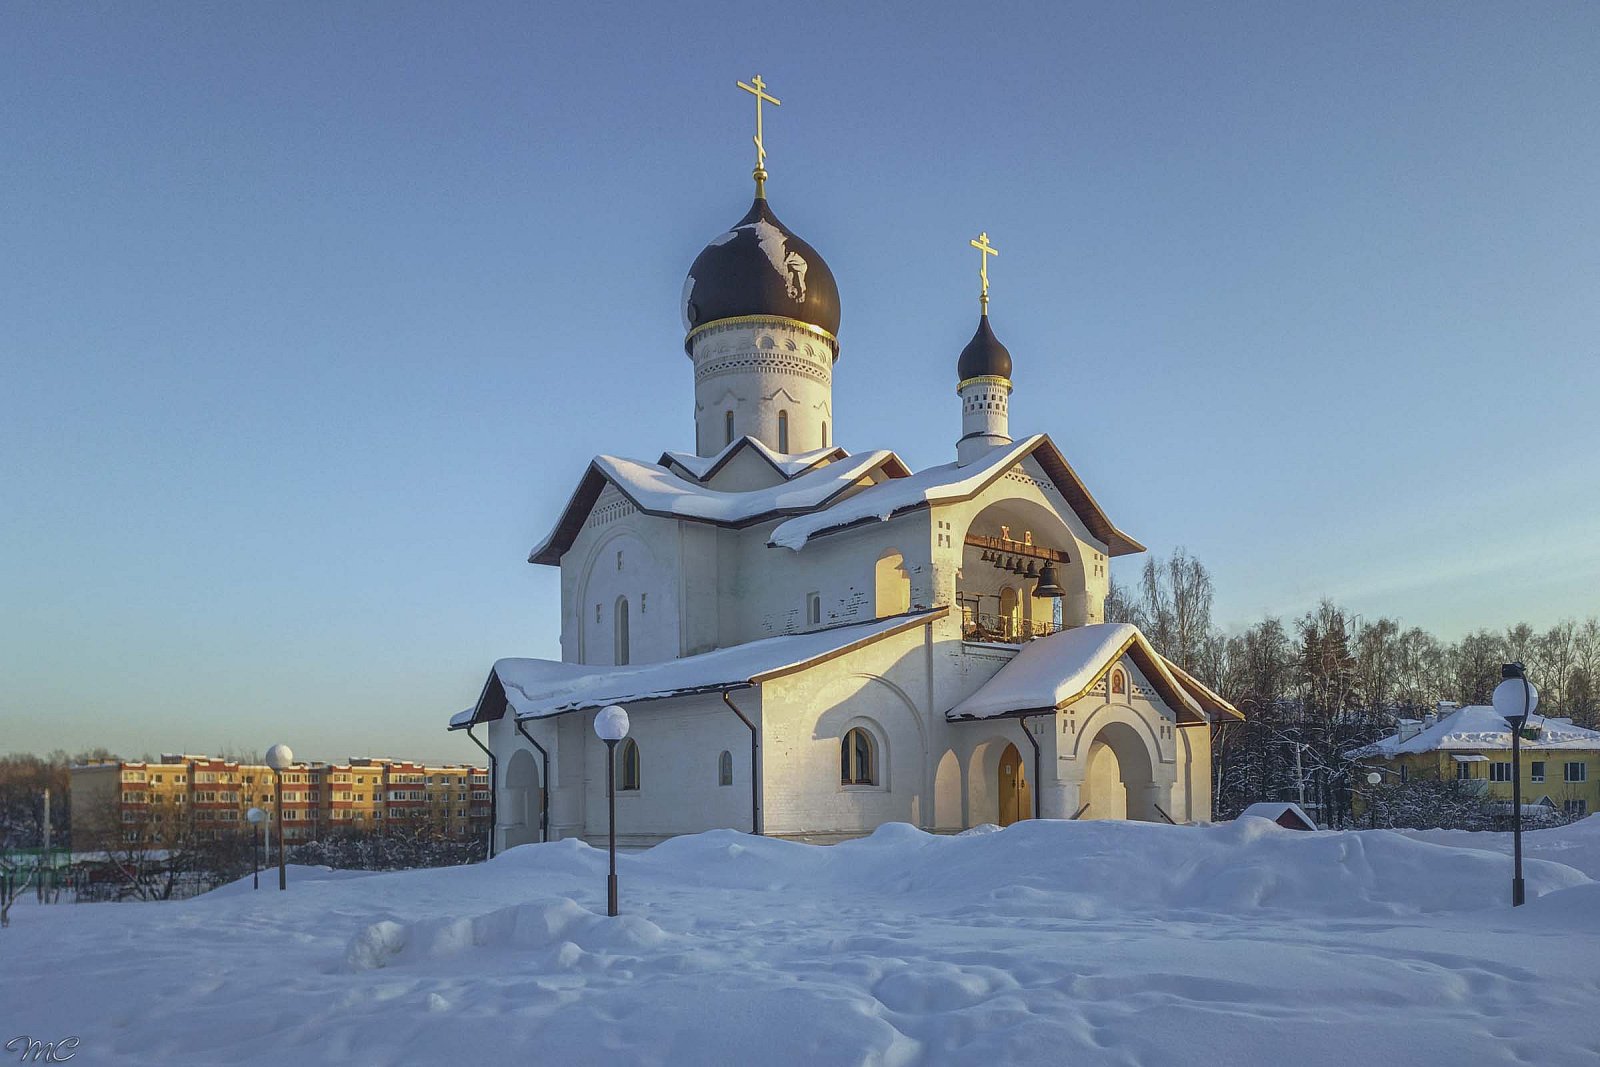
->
[682,198,841,346]
[957,314,1013,381]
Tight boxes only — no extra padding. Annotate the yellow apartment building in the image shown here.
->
[1350,704,1600,818]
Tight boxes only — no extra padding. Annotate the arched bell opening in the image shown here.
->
[956,498,1085,642]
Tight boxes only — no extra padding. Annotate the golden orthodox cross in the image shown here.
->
[737,74,781,195]
[970,231,999,312]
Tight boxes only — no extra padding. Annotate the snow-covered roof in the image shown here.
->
[770,437,1036,550]
[768,434,1144,556]
[528,447,904,564]
[450,609,945,729]
[1348,705,1600,759]
[1240,802,1318,829]
[660,436,844,482]
[532,432,1139,566]
[945,622,1240,723]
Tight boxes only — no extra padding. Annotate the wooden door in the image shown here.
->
[999,742,1029,826]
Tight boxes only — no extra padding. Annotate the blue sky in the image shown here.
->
[4,3,1597,763]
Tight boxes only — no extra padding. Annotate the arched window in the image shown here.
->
[1111,668,1126,696]
[614,596,630,666]
[840,727,877,786]
[718,750,733,787]
[618,738,640,791]
[777,410,789,453]
[725,410,735,446]
[822,421,829,447]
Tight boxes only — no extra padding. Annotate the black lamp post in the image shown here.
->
[593,705,630,917]
[1492,662,1539,907]
[246,807,266,890]
[265,744,294,892]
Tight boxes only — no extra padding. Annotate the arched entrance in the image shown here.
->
[1079,721,1157,821]
[502,748,544,848]
[998,742,1032,826]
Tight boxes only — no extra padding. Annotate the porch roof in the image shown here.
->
[945,622,1242,724]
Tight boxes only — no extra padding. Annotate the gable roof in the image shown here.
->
[767,434,1144,556]
[1240,802,1317,829]
[659,436,851,483]
[945,622,1232,724]
[528,447,906,565]
[450,608,946,728]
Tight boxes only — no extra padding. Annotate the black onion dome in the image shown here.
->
[682,198,841,345]
[957,314,1013,381]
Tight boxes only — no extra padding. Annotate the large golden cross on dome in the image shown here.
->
[970,231,999,313]
[737,74,781,196]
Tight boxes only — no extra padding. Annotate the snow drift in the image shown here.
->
[5,819,1599,1066]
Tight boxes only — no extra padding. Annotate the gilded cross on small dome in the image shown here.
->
[970,231,999,314]
[737,74,781,197]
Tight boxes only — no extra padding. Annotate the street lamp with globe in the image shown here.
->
[245,807,267,890]
[264,743,294,892]
[1366,771,1382,829]
[1491,663,1539,907]
[593,705,630,917]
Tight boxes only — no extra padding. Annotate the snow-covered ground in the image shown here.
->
[6,818,1600,1066]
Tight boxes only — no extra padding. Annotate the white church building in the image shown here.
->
[449,83,1240,850]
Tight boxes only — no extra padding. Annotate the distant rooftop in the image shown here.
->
[1349,705,1600,759]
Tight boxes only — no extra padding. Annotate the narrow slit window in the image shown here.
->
[614,596,630,666]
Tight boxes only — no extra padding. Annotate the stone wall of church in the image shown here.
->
[577,694,758,845]
[1175,722,1213,823]
[560,488,682,666]
[758,621,940,839]
[689,320,834,456]
[486,693,760,850]
[722,513,938,649]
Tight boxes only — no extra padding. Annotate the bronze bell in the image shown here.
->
[1032,559,1066,598]
[1024,559,1039,579]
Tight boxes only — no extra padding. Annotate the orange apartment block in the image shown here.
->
[70,754,489,848]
